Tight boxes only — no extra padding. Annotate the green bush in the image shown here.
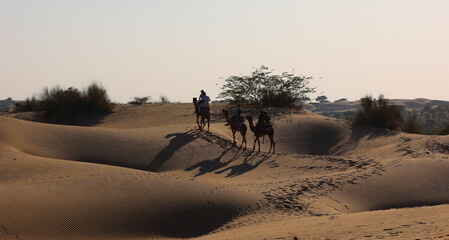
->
[353,95,404,130]
[13,83,113,123]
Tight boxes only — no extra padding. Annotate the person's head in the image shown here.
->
[200,90,205,95]
[237,104,240,108]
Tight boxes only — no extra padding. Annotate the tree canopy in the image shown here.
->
[218,66,315,107]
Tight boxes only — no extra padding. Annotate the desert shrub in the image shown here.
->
[159,96,170,103]
[315,95,329,103]
[83,83,113,113]
[129,96,151,105]
[334,98,348,102]
[13,97,41,112]
[438,123,449,135]
[291,103,304,111]
[353,95,404,130]
[261,91,296,107]
[402,117,423,134]
[218,65,315,107]
[14,83,113,123]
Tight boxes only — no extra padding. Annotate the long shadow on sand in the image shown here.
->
[147,130,199,171]
[185,149,273,178]
[215,151,273,178]
[185,147,245,177]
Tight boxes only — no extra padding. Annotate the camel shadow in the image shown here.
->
[214,151,273,178]
[185,147,245,177]
[147,130,199,172]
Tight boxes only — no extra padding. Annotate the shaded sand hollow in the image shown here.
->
[0,103,449,239]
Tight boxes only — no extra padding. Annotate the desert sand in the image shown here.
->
[0,103,448,239]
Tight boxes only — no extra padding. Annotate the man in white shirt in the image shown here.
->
[198,90,210,112]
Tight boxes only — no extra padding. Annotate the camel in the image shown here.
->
[193,98,210,131]
[246,115,275,153]
[193,98,201,128]
[222,109,247,148]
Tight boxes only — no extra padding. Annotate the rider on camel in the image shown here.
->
[198,90,210,113]
[226,104,242,126]
[256,110,271,132]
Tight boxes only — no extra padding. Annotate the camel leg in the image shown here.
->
[267,135,272,153]
[253,138,257,151]
[269,135,275,153]
[207,117,210,131]
[257,138,261,152]
[241,133,246,149]
[232,131,236,146]
[200,116,205,131]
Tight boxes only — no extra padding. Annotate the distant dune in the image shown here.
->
[0,97,15,112]
[1,102,449,239]
[305,98,449,114]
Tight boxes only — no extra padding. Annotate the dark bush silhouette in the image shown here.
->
[13,83,113,123]
[159,96,170,104]
[218,65,315,107]
[353,95,404,130]
[261,91,296,107]
[129,96,151,105]
[13,97,41,112]
[438,123,449,135]
[402,117,423,134]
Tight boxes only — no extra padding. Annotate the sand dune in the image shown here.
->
[1,103,449,239]
[0,140,256,239]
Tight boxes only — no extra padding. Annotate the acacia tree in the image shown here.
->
[218,66,315,107]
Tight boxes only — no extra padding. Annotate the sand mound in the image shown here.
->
[211,113,352,155]
[325,157,449,212]
[2,103,449,239]
[0,145,257,239]
[0,117,233,172]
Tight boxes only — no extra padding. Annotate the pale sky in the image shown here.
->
[1,0,448,103]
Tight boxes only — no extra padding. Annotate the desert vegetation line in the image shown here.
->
[13,83,113,124]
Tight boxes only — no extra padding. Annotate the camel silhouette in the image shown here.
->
[222,109,247,149]
[193,98,210,131]
[246,115,275,153]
